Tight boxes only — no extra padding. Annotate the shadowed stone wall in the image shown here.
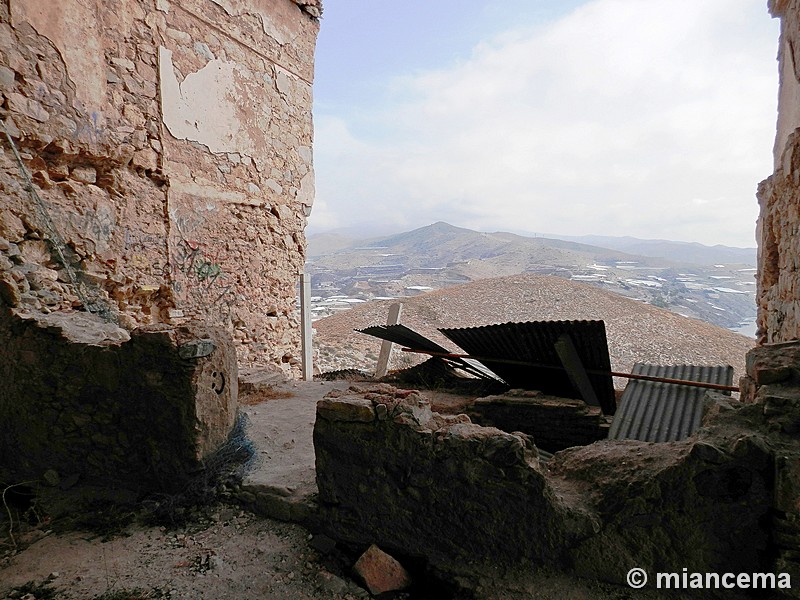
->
[0,308,237,493]
[314,385,777,595]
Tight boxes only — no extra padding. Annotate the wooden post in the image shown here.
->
[300,272,313,381]
[375,302,403,378]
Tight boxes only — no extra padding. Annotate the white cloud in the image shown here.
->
[312,0,778,246]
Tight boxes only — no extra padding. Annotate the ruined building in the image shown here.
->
[759,0,800,344]
[0,0,320,369]
[0,0,320,490]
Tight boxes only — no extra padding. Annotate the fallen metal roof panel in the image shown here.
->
[439,320,616,414]
[356,324,500,380]
[608,363,734,442]
[356,324,451,354]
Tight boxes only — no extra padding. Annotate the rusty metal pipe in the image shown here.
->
[401,348,740,392]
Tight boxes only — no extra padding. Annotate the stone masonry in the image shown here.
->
[758,0,800,344]
[314,385,778,597]
[0,0,321,372]
[0,307,238,494]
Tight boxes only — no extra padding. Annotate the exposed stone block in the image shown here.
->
[468,390,607,453]
[0,308,238,493]
[317,397,375,422]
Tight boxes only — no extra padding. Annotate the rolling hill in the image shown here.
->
[313,273,755,384]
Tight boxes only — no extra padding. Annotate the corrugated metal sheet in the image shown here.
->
[439,320,616,415]
[356,324,499,380]
[608,363,734,442]
[357,324,451,354]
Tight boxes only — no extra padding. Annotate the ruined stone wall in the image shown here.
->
[314,386,775,593]
[0,308,238,494]
[758,0,800,344]
[0,0,320,371]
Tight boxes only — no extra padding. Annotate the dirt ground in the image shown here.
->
[0,501,380,600]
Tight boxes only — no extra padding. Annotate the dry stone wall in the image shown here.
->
[0,307,238,494]
[758,0,800,344]
[314,385,778,595]
[0,0,320,371]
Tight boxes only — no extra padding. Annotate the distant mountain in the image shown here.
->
[309,223,756,266]
[543,234,756,266]
[310,221,663,270]
[306,232,362,257]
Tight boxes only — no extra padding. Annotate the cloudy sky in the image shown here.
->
[309,0,780,247]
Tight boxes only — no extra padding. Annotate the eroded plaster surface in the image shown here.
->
[0,0,320,371]
[159,46,276,158]
[9,0,106,120]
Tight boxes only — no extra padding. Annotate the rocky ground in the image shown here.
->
[0,497,683,600]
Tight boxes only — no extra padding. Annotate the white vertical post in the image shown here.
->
[375,302,403,378]
[300,272,313,381]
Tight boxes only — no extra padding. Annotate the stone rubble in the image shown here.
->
[352,545,412,596]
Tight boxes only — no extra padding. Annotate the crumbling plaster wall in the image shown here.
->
[0,0,320,371]
[758,0,800,344]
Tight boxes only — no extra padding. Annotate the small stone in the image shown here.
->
[113,143,136,166]
[353,545,411,595]
[2,116,21,138]
[132,147,158,170]
[43,469,60,486]
[193,41,215,61]
[166,27,191,43]
[131,129,147,149]
[48,163,70,181]
[0,65,15,90]
[70,166,97,184]
[19,239,51,264]
[31,169,54,189]
[111,57,135,71]
[317,398,375,422]
[0,273,20,307]
[37,289,60,305]
[107,69,121,84]
[178,339,216,359]
[309,533,337,554]
[7,92,49,122]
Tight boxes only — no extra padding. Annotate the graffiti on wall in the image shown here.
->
[73,112,107,144]
[171,238,236,310]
